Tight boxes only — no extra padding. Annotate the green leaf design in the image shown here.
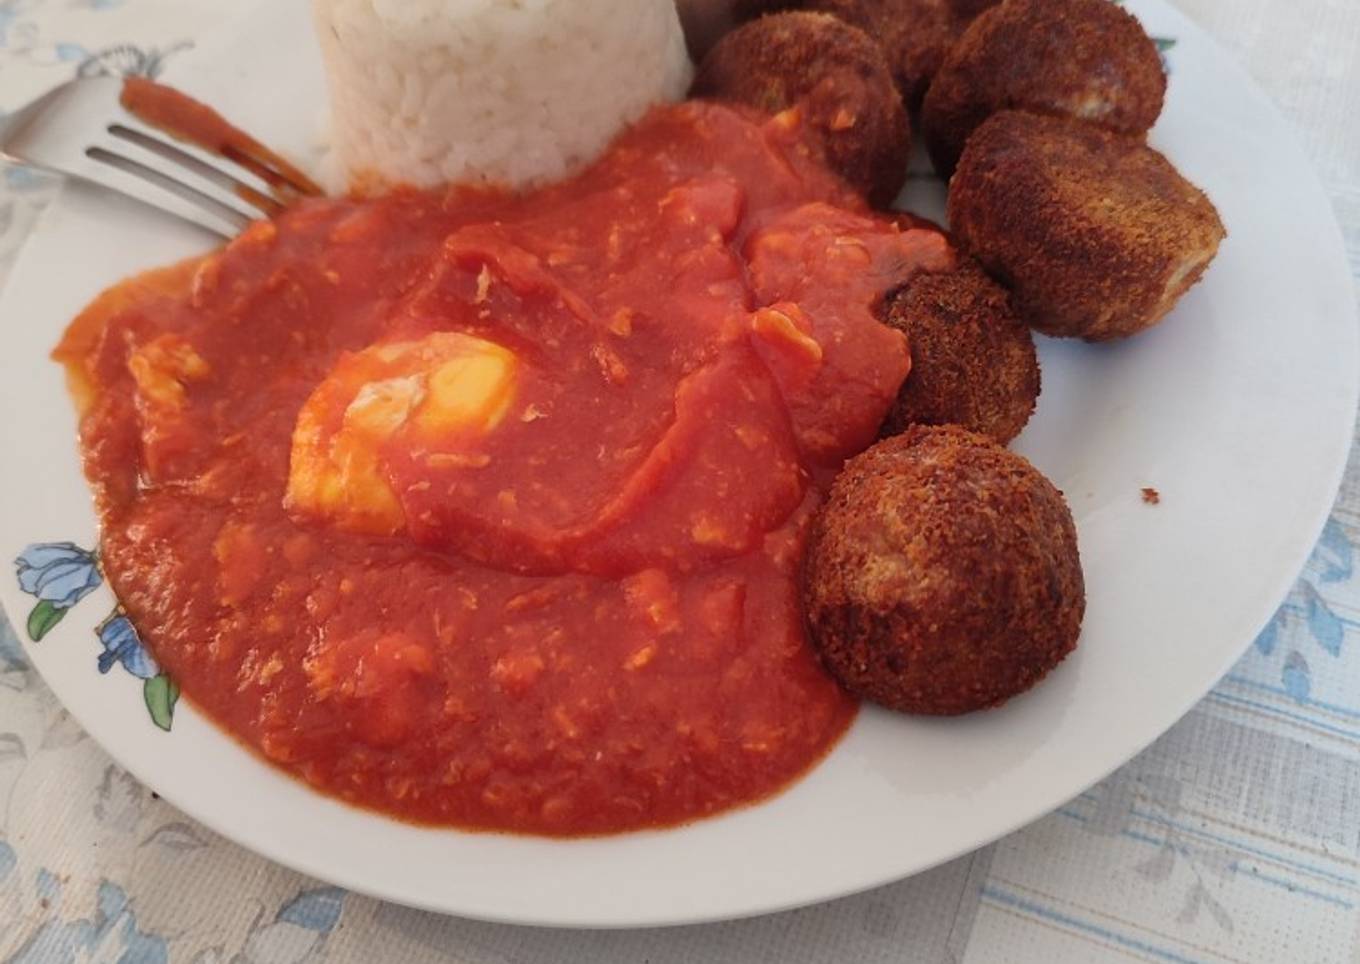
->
[27,600,67,641]
[144,674,181,731]
[1154,37,1177,52]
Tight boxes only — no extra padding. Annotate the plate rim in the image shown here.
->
[0,0,1357,928]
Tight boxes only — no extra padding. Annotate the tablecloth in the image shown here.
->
[1,1,1358,961]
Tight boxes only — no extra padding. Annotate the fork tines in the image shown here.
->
[84,115,294,234]
[0,77,320,239]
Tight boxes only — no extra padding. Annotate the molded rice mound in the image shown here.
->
[314,0,692,191]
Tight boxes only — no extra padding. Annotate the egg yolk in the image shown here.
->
[286,331,518,534]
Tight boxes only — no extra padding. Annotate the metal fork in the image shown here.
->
[0,76,322,239]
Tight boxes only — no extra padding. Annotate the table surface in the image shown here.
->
[2,1,1358,961]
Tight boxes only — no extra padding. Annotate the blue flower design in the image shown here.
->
[96,614,180,730]
[1312,517,1353,584]
[13,542,102,641]
[76,41,192,80]
[97,616,159,680]
[277,887,347,933]
[1251,515,1355,703]
[15,542,101,608]
[0,2,39,49]
[7,877,168,964]
[1252,617,1278,656]
[3,163,54,193]
[1282,650,1311,702]
[10,537,179,729]
[0,616,26,671]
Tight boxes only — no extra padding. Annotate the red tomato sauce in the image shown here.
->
[57,101,952,835]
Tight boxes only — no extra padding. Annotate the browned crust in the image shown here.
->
[691,11,912,206]
[728,0,1001,107]
[805,0,938,107]
[880,259,1039,442]
[802,425,1084,715]
[947,111,1226,340]
[947,0,1001,17]
[921,0,1166,177]
[733,0,799,18]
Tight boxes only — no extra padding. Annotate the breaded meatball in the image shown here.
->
[802,425,1083,715]
[880,259,1038,442]
[807,0,1000,107]
[921,0,1166,176]
[948,0,1001,16]
[948,111,1226,340]
[692,12,911,206]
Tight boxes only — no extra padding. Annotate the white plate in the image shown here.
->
[0,0,1355,929]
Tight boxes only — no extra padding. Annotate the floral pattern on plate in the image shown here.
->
[13,542,179,731]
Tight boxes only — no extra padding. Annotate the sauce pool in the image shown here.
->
[58,101,952,834]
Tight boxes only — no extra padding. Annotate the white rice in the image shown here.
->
[312,0,693,192]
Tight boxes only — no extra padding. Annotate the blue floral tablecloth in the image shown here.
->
[2,1,1359,961]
